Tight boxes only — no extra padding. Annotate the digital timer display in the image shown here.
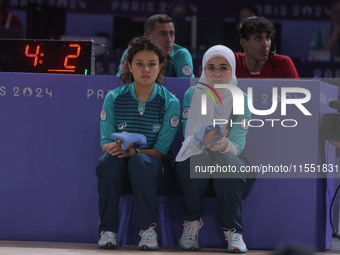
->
[0,39,95,75]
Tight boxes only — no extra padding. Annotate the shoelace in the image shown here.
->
[139,227,156,240]
[102,231,114,239]
[183,221,201,240]
[223,228,238,242]
[232,233,241,242]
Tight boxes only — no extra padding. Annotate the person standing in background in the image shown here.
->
[237,5,259,23]
[117,14,194,78]
[227,5,260,52]
[310,0,340,59]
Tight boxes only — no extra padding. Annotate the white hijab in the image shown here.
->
[176,45,237,162]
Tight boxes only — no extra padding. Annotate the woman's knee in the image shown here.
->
[96,152,125,178]
[216,153,245,169]
[128,153,162,177]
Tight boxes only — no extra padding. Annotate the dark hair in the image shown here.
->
[120,36,166,84]
[144,14,174,34]
[170,1,191,18]
[236,5,259,22]
[237,16,275,40]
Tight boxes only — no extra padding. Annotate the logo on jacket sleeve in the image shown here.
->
[182,107,190,119]
[170,115,179,127]
[182,65,192,76]
[100,109,106,121]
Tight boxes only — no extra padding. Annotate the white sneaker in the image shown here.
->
[98,231,118,249]
[224,228,247,253]
[138,224,159,250]
[178,218,203,251]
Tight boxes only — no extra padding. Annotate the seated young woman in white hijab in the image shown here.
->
[175,45,255,253]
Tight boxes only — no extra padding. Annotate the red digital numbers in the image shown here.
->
[24,43,82,73]
[64,44,81,70]
[25,45,44,66]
